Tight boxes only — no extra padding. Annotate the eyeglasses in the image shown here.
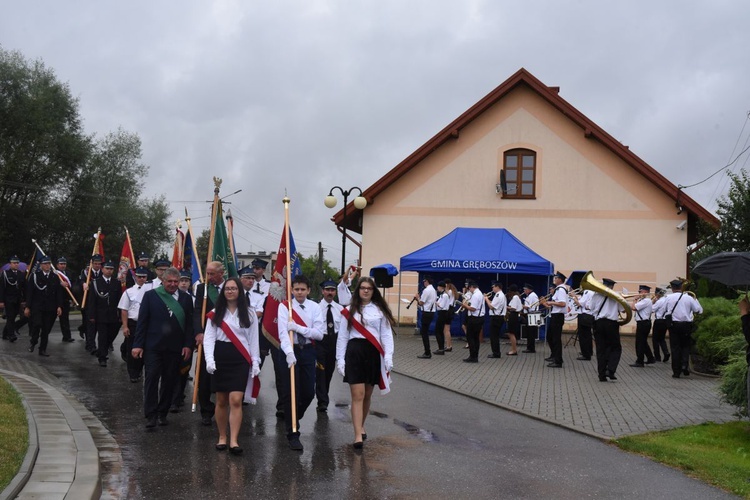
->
[224,287,239,292]
[359,286,374,291]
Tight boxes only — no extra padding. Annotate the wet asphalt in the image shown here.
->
[2,317,738,499]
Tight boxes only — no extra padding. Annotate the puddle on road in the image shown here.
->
[392,419,438,443]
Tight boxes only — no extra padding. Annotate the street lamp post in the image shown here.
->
[324,186,367,276]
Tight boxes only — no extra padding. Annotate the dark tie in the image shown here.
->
[246,291,251,302]
[137,286,141,290]
[255,283,260,293]
[326,304,334,335]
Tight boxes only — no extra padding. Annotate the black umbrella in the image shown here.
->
[692,252,750,288]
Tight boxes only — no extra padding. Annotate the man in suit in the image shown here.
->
[25,256,63,356]
[80,253,103,350]
[55,257,75,342]
[0,255,25,342]
[193,261,225,425]
[132,267,194,428]
[86,260,123,367]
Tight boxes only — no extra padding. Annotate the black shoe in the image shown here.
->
[288,436,304,451]
[130,377,140,383]
[79,331,85,339]
[158,416,168,426]
[362,433,367,441]
[629,363,644,368]
[99,360,107,367]
[62,338,75,343]
[682,369,690,376]
[462,358,478,363]
[606,371,617,380]
[444,347,453,352]
[487,354,502,359]
[417,353,432,359]
[28,344,35,353]
[169,406,180,414]
[663,354,671,363]
[353,441,364,450]
[547,363,563,368]
[544,356,554,362]
[521,349,535,353]
[8,335,17,343]
[146,416,157,428]
[654,357,662,362]
[201,416,212,426]
[38,350,50,357]
[599,376,608,382]
[90,349,98,356]
[576,356,591,360]
[230,446,243,455]
[275,410,285,419]
[433,349,445,355]
[317,405,327,413]
[672,374,680,378]
[215,443,227,451]
[645,360,656,365]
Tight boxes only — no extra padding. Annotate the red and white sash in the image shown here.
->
[281,300,314,346]
[206,311,261,404]
[341,308,391,395]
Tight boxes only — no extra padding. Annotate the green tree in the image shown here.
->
[0,48,171,271]
[298,250,339,300]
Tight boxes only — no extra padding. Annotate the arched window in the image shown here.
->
[502,149,536,199]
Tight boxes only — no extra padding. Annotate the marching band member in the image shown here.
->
[664,279,702,378]
[651,288,670,362]
[433,281,451,355]
[414,276,437,359]
[463,280,485,363]
[337,276,395,449]
[589,278,624,382]
[486,281,507,358]
[543,272,568,368]
[443,279,458,351]
[570,288,595,360]
[521,284,538,353]
[629,285,656,367]
[506,284,523,355]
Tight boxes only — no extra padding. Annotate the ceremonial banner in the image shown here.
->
[183,227,201,284]
[171,228,185,269]
[26,248,46,276]
[93,232,105,260]
[225,210,240,275]
[118,234,136,289]
[210,200,238,279]
[261,223,301,347]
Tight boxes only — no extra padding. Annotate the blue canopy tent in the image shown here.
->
[399,227,555,339]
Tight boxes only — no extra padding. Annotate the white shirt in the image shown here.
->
[117,284,146,320]
[244,287,265,315]
[634,296,653,321]
[278,298,325,355]
[508,295,522,312]
[578,290,594,314]
[319,299,344,335]
[550,286,568,314]
[589,292,624,321]
[203,308,260,369]
[468,288,484,316]
[337,279,353,307]
[336,302,395,365]
[653,296,668,319]
[420,284,437,312]
[489,291,507,316]
[436,292,452,311]
[663,292,703,322]
[524,292,539,313]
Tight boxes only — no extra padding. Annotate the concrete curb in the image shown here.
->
[0,370,102,500]
[0,397,39,500]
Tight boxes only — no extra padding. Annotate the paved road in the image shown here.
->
[0,319,739,499]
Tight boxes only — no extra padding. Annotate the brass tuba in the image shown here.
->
[579,271,632,325]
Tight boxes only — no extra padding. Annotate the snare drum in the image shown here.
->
[527,312,543,327]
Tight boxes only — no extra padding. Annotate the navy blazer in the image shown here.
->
[25,271,63,312]
[86,275,123,324]
[134,289,194,353]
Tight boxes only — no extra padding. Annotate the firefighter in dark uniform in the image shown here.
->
[86,260,123,367]
[25,256,63,356]
[80,254,103,350]
[55,257,75,342]
[0,255,25,342]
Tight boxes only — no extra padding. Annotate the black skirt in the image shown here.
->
[344,338,381,386]
[507,311,520,335]
[212,341,250,393]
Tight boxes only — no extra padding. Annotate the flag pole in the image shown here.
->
[80,228,102,310]
[31,239,79,306]
[283,195,298,433]
[184,208,204,283]
[124,226,136,285]
[24,246,36,279]
[192,178,221,413]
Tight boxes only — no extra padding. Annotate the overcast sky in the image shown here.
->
[3,1,749,269]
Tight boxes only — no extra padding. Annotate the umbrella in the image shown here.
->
[1,262,28,272]
[692,252,750,288]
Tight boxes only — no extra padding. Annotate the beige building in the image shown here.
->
[332,68,718,324]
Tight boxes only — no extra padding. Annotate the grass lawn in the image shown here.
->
[616,421,750,498]
[0,376,28,492]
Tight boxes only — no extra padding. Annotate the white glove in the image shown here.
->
[288,321,301,333]
[251,364,261,378]
[337,362,346,377]
[384,356,393,372]
[206,361,216,374]
[286,352,297,368]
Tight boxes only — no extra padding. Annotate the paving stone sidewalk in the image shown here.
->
[392,329,740,439]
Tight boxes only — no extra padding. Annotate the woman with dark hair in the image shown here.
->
[336,276,395,449]
[204,277,260,455]
[506,284,523,356]
[443,279,458,351]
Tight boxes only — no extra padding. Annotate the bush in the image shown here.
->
[717,349,748,417]
[693,297,742,365]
